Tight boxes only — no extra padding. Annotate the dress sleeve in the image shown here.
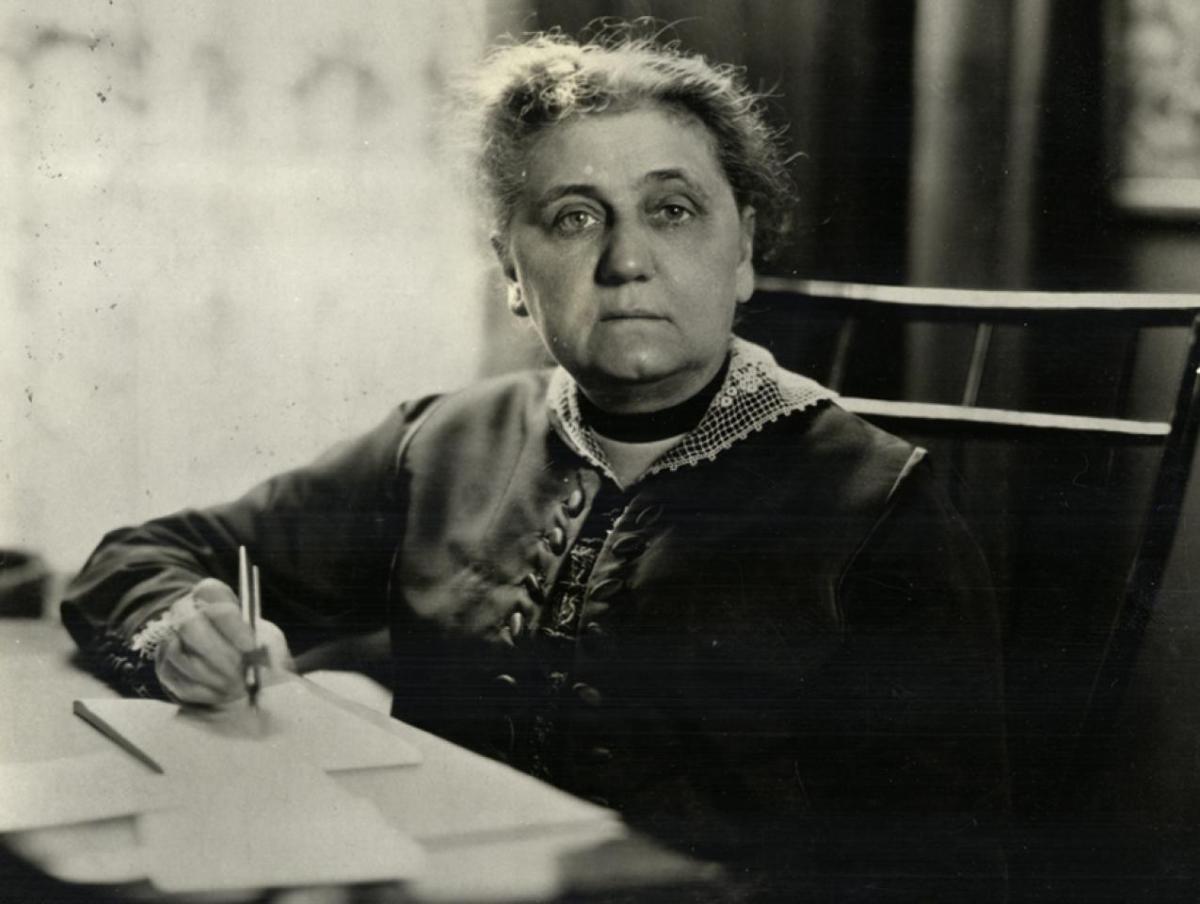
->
[60,396,441,697]
[807,457,1011,896]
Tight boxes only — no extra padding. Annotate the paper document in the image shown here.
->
[75,679,421,775]
[0,750,174,831]
[142,754,424,891]
[71,680,426,890]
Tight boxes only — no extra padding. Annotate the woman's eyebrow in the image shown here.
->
[642,168,711,201]
[534,171,711,208]
[535,183,601,207]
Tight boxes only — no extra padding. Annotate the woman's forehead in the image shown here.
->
[521,104,730,193]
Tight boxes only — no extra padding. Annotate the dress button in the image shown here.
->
[494,673,518,688]
[589,577,623,601]
[611,534,646,558]
[547,526,567,554]
[588,746,613,763]
[581,622,606,654]
[633,504,663,528]
[573,682,603,706]
[521,572,545,604]
[564,488,585,516]
[507,609,524,639]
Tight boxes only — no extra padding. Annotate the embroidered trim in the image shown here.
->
[130,610,174,659]
[548,337,836,483]
[82,619,171,700]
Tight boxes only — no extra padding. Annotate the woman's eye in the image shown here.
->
[552,209,601,235]
[653,203,696,225]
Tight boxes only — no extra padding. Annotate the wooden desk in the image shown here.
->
[0,619,721,902]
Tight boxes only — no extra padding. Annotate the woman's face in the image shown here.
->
[498,105,755,413]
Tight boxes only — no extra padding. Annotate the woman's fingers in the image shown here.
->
[203,603,258,653]
[155,585,247,705]
[174,603,247,675]
[155,632,243,704]
[203,599,293,672]
[153,579,294,705]
[193,576,291,667]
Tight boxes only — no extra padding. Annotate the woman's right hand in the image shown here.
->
[154,578,293,706]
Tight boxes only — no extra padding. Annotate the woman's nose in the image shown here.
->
[596,219,655,285]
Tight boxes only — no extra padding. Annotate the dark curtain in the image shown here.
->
[525,0,916,284]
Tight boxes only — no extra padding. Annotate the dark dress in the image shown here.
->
[62,339,1008,900]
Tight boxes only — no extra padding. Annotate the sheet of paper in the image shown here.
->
[75,679,421,776]
[142,753,424,892]
[0,750,174,832]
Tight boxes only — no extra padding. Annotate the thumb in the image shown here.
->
[192,576,293,671]
[257,619,295,673]
[192,577,239,609]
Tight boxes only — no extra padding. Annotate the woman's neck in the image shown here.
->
[578,354,730,443]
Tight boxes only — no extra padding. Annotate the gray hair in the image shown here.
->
[464,25,796,258]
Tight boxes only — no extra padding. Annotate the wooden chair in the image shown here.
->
[743,276,1200,819]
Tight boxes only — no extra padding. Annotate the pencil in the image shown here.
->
[238,545,251,622]
[249,564,262,707]
[237,545,261,706]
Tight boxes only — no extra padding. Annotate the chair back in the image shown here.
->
[742,277,1200,818]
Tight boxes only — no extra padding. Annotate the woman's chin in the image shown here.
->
[577,359,707,411]
[581,337,681,379]
[584,354,674,387]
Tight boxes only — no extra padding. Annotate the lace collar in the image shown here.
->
[547,337,836,484]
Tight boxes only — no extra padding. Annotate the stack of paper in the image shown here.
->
[142,752,423,892]
[63,679,425,892]
[74,680,422,774]
[0,751,173,831]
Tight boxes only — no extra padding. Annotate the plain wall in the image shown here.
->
[0,1,496,573]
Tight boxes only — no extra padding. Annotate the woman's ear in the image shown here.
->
[735,206,756,304]
[492,233,528,317]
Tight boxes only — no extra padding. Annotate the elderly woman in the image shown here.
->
[62,30,1007,898]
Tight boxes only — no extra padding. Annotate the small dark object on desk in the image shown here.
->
[0,548,49,618]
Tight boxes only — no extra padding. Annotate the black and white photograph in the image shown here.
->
[3,1,1200,901]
